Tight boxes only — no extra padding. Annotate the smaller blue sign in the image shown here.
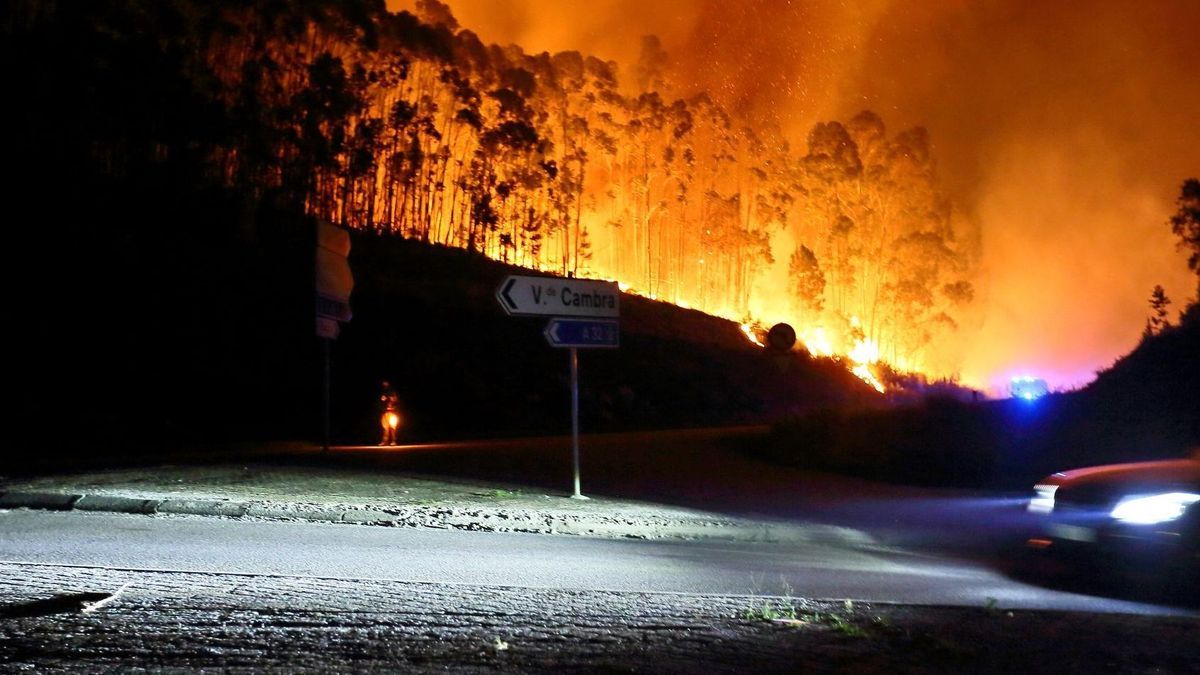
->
[544,318,620,349]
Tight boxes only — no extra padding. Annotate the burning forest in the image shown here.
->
[8,0,1198,396]
[221,0,973,388]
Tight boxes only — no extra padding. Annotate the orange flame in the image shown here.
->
[386,0,1200,396]
[732,314,892,391]
[740,323,765,348]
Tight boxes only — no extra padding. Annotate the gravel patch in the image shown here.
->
[0,562,1195,673]
[0,464,876,546]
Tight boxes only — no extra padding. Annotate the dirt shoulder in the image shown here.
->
[0,462,873,545]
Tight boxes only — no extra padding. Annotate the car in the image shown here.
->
[1025,450,1199,595]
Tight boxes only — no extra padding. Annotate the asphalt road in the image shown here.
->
[0,510,1189,617]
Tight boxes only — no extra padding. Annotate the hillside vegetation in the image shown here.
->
[759,308,1200,488]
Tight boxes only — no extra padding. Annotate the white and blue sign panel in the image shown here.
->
[544,318,620,349]
[497,275,620,318]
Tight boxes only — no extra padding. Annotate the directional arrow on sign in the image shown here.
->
[497,277,521,313]
[544,318,620,349]
[496,275,620,318]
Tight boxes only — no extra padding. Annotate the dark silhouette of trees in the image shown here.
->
[1146,285,1172,336]
[8,0,980,374]
[1169,178,1200,290]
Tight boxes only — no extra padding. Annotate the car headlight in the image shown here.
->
[1110,492,1200,525]
[1028,484,1058,513]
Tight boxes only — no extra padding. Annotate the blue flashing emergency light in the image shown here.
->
[1010,375,1048,401]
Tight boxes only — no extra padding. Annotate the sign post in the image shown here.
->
[496,275,621,499]
[570,347,581,498]
[545,320,618,500]
[316,221,354,452]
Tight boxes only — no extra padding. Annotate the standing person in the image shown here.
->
[379,380,400,446]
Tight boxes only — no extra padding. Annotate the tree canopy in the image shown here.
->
[7,0,979,369]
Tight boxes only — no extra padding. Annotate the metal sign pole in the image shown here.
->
[496,275,619,501]
[316,220,353,454]
[570,346,586,499]
[322,337,331,452]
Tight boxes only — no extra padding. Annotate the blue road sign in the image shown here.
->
[543,318,620,349]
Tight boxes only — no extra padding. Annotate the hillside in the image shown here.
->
[759,306,1200,488]
[333,232,883,442]
[11,208,883,462]
[1066,307,1200,462]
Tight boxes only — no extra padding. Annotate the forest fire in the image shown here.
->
[383,0,1199,396]
[18,0,1192,397]
[10,1,1199,481]
[735,317,883,392]
[213,0,984,391]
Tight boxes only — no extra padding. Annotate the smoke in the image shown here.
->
[846,0,1200,391]
[392,0,1200,393]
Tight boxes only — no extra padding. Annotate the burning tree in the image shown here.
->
[11,0,979,379]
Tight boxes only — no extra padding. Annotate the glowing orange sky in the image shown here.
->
[392,0,1199,393]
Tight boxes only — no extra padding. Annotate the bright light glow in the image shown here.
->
[386,412,400,430]
[849,337,885,393]
[848,337,879,365]
[1110,492,1199,524]
[800,327,834,357]
[851,364,886,393]
[1028,484,1059,513]
[1010,375,1048,401]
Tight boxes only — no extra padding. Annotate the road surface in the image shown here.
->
[3,480,1198,671]
[0,510,1188,616]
